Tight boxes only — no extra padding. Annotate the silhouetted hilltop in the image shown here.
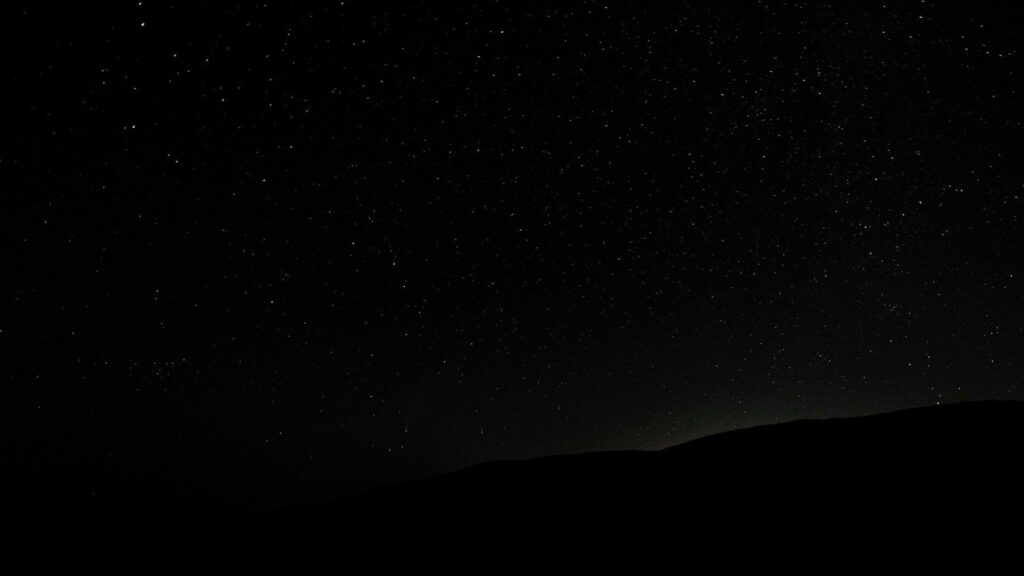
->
[7,401,1024,547]
[329,401,1024,525]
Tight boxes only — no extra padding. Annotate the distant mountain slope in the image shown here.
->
[9,401,1021,563]
[7,401,1023,546]
[329,401,1024,524]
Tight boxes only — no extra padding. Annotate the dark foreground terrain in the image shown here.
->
[7,401,1024,549]
[333,401,1024,521]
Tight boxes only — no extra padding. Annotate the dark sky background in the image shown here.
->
[4,1,1024,507]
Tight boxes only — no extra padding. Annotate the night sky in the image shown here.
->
[5,2,1024,507]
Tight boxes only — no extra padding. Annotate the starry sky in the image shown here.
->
[5,2,1024,506]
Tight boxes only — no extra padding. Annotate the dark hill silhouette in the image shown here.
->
[7,401,1024,551]
[324,400,1024,528]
